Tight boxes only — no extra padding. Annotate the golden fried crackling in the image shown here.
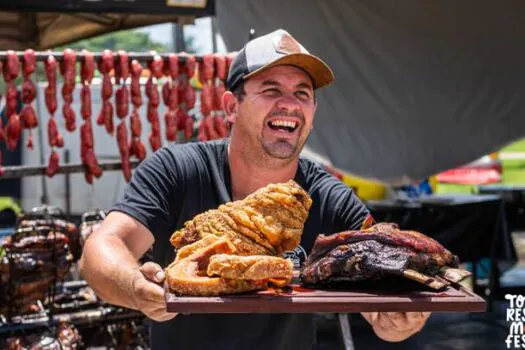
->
[169,180,311,255]
[207,254,293,282]
[166,238,272,296]
[175,235,220,262]
[166,181,311,295]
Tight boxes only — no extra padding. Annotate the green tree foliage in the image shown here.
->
[55,28,196,53]
[57,30,168,52]
[27,28,196,82]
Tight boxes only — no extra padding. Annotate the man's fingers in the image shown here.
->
[381,312,429,332]
[142,284,166,303]
[379,312,406,331]
[135,279,166,304]
[148,309,178,322]
[139,262,165,283]
[405,312,431,331]
[406,311,430,322]
[361,312,379,325]
[362,311,431,342]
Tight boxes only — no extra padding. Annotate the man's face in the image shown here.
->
[229,65,317,161]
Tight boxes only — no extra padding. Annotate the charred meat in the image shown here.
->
[301,223,466,289]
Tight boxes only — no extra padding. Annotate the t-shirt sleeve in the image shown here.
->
[333,184,372,231]
[306,163,372,232]
[110,147,183,240]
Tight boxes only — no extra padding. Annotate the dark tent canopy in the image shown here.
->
[216,0,525,184]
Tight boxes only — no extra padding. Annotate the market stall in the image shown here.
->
[0,50,235,213]
[366,194,518,310]
[0,49,235,348]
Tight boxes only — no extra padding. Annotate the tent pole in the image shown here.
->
[172,23,186,52]
[0,160,140,180]
[34,71,48,205]
[211,17,218,53]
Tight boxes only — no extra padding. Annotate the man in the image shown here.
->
[79,29,430,349]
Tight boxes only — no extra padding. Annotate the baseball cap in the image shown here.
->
[226,29,335,92]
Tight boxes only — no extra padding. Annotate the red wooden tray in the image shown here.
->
[165,283,486,314]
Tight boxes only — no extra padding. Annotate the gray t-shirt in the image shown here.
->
[111,138,370,350]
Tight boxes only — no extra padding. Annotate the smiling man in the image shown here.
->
[79,29,430,350]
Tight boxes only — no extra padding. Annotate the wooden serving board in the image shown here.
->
[165,283,486,314]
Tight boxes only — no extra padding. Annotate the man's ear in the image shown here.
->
[223,91,238,124]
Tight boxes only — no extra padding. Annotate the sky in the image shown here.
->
[138,17,228,54]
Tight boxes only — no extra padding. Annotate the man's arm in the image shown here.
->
[79,211,175,322]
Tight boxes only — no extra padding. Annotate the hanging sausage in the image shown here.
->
[115,50,132,182]
[177,53,196,142]
[4,50,21,151]
[21,49,38,149]
[197,54,216,141]
[129,60,147,161]
[44,55,63,177]
[213,54,229,138]
[162,53,179,142]
[60,48,77,132]
[145,53,163,152]
[97,50,114,135]
[80,50,103,184]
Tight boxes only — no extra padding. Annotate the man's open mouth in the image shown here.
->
[267,120,298,133]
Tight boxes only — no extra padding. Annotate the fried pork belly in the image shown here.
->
[207,254,293,282]
[166,181,311,296]
[165,237,293,296]
[170,180,312,255]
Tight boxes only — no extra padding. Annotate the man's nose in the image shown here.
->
[275,95,301,112]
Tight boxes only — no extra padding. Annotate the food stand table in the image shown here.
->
[366,194,518,311]
[478,185,525,231]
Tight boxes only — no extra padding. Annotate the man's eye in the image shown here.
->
[296,91,311,99]
[263,88,281,95]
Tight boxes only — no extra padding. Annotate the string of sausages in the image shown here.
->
[0,50,235,181]
[44,55,63,177]
[162,54,179,142]
[177,53,197,142]
[115,50,132,182]
[80,50,102,184]
[129,60,147,161]
[21,50,38,149]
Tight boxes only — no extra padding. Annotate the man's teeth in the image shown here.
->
[270,120,297,128]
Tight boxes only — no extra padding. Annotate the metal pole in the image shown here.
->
[211,17,218,53]
[338,313,355,350]
[172,24,186,52]
[0,160,140,179]
[172,23,178,52]
[34,74,48,205]
[64,149,71,219]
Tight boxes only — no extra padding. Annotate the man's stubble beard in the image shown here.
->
[260,108,309,161]
[234,108,310,166]
[260,127,312,167]
[261,128,307,160]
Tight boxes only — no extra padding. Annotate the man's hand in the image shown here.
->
[132,262,177,322]
[361,312,430,342]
